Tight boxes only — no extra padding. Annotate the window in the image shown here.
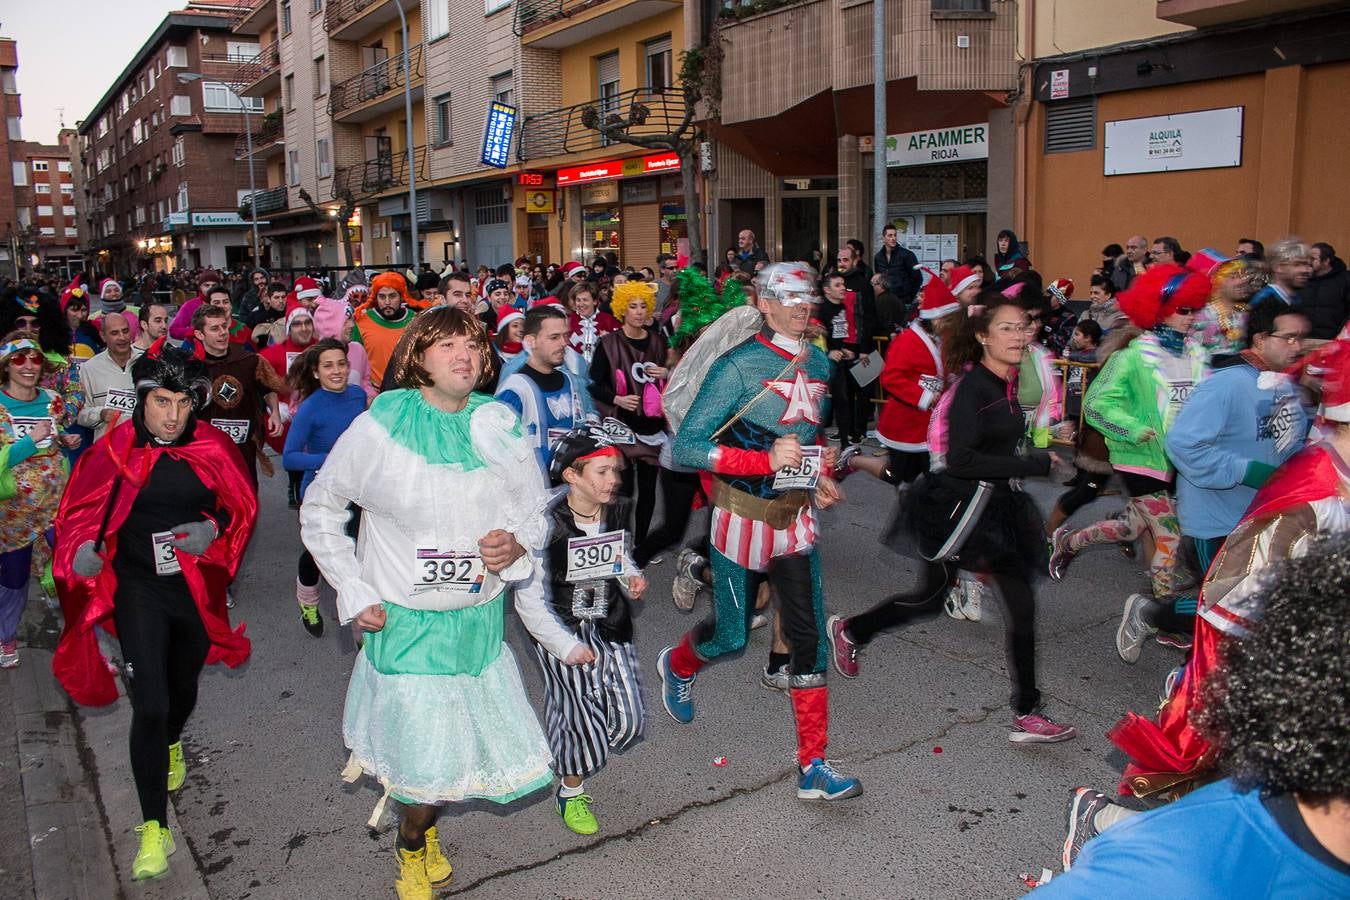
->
[97,116,109,137]
[11,162,25,186]
[170,94,192,116]
[63,205,77,216]
[167,45,187,68]
[1044,97,1096,153]
[485,0,509,14]
[281,0,292,34]
[1,70,17,94]
[148,68,156,90]
[312,0,323,11]
[314,56,327,96]
[37,205,53,217]
[645,37,672,93]
[428,0,449,38]
[65,226,77,237]
[40,227,56,237]
[491,71,514,107]
[135,207,146,225]
[596,53,619,145]
[35,183,51,194]
[172,135,186,167]
[289,149,300,186]
[434,94,452,145]
[931,0,991,11]
[177,181,189,211]
[284,74,295,109]
[203,81,263,113]
[6,117,19,140]
[32,160,49,172]
[317,138,331,178]
[16,208,30,227]
[133,119,144,143]
[226,41,261,62]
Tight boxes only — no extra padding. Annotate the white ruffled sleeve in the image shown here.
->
[511,551,583,661]
[299,415,381,625]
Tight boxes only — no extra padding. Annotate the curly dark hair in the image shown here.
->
[1197,532,1350,799]
[0,288,71,356]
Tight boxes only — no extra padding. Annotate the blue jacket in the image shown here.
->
[1165,360,1306,539]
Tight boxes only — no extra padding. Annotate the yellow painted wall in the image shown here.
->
[557,7,684,108]
[1024,0,1189,59]
[360,103,427,154]
[1023,61,1350,288]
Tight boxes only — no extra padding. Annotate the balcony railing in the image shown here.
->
[333,145,427,200]
[233,41,281,90]
[233,113,285,160]
[240,185,288,217]
[519,87,686,161]
[329,45,423,117]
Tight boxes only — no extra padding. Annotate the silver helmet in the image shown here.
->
[755,262,821,307]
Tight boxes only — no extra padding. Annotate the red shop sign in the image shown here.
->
[556,151,681,186]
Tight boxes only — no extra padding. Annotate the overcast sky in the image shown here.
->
[3,1,181,145]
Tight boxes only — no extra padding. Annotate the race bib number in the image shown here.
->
[546,427,570,449]
[831,312,849,340]
[212,418,251,444]
[9,416,55,449]
[773,445,823,491]
[1167,381,1193,413]
[413,549,485,594]
[566,530,626,583]
[152,531,181,576]
[285,351,301,374]
[600,417,636,445]
[105,388,138,413]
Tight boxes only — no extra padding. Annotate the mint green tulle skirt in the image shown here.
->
[341,597,553,806]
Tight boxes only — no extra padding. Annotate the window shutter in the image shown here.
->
[1044,97,1096,154]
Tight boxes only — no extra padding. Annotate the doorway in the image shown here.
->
[780,194,837,271]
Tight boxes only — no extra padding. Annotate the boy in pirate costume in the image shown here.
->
[656,262,862,802]
[532,424,647,836]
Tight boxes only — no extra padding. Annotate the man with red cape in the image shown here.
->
[51,344,257,881]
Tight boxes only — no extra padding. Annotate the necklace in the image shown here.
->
[567,500,603,522]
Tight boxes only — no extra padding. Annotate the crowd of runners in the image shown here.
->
[1,226,1346,897]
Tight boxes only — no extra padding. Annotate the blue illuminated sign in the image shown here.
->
[480,101,518,169]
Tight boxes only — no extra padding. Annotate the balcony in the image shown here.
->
[231,0,277,35]
[1155,0,1327,26]
[329,45,424,123]
[324,0,421,43]
[333,145,427,201]
[240,186,288,217]
[514,0,680,47]
[519,87,687,161]
[234,112,285,160]
[235,42,281,97]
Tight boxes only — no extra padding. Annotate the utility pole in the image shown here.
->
[873,0,887,247]
[391,0,420,272]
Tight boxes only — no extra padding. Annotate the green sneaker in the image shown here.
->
[300,603,324,637]
[166,741,186,792]
[556,790,598,835]
[132,820,176,880]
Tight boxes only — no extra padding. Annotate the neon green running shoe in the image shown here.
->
[167,741,186,792]
[556,790,599,835]
[300,603,324,637]
[423,825,452,886]
[132,820,175,880]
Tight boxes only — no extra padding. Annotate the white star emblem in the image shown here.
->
[764,369,827,425]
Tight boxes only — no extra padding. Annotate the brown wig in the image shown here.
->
[387,307,496,391]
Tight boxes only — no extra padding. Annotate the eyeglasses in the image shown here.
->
[1268,332,1307,344]
[1174,306,1199,315]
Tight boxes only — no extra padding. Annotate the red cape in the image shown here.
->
[52,420,257,706]
[1107,444,1346,794]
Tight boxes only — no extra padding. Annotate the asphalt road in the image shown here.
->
[160,449,1175,899]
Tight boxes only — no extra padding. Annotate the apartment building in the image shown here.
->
[1020,0,1350,282]
[18,142,82,276]
[1,37,27,277]
[697,0,1019,269]
[60,128,92,265]
[78,4,257,275]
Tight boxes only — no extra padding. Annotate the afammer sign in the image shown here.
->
[885,124,989,168]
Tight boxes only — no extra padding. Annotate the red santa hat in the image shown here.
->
[285,306,313,332]
[496,306,524,332]
[59,275,88,312]
[916,267,961,320]
[948,264,982,297]
[559,261,584,278]
[293,275,323,301]
[1318,338,1350,424]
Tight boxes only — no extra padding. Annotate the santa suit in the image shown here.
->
[877,321,945,453]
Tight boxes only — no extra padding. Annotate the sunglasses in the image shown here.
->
[15,316,38,330]
[1174,306,1199,315]
[8,351,43,366]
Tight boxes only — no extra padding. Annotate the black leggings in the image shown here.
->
[830,362,871,444]
[113,580,210,825]
[634,468,702,568]
[620,458,659,547]
[1056,467,1107,517]
[846,560,1041,715]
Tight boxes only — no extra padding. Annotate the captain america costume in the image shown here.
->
[664,324,844,772]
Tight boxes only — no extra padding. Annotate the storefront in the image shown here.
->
[557,151,686,268]
[869,123,991,267]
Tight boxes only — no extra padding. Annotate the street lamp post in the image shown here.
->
[391,0,420,272]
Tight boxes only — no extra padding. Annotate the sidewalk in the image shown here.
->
[0,595,210,899]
